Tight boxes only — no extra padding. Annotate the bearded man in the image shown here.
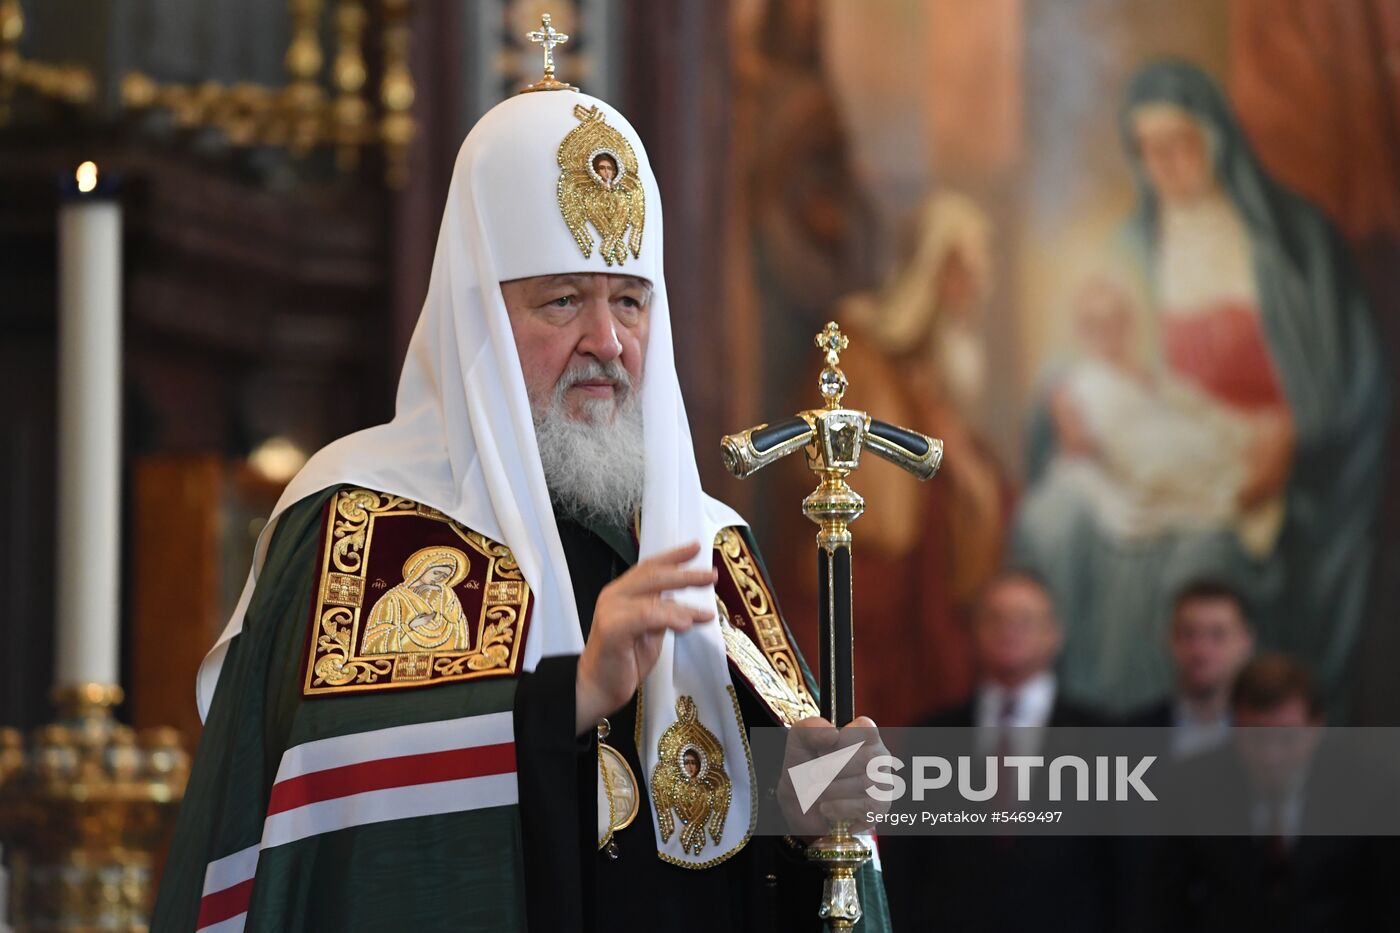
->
[151,80,889,932]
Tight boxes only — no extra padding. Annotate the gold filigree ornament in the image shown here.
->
[716,596,820,728]
[715,528,821,721]
[304,488,531,696]
[651,696,732,857]
[596,717,639,857]
[557,104,645,265]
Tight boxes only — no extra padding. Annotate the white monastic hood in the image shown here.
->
[198,89,752,867]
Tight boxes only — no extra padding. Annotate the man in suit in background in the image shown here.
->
[1130,580,1254,758]
[925,569,1104,731]
[1118,580,1256,922]
[884,570,1119,932]
[1145,653,1400,932]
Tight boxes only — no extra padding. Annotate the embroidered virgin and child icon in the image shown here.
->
[361,546,473,654]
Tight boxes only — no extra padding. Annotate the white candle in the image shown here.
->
[54,161,122,689]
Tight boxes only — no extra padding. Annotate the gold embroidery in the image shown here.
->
[362,546,472,654]
[391,653,432,681]
[556,104,645,265]
[303,488,531,696]
[486,580,523,603]
[651,696,732,857]
[716,597,820,727]
[653,686,756,869]
[714,528,820,713]
[329,489,414,574]
[323,572,364,607]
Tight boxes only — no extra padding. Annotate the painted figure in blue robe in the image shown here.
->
[1012,60,1390,714]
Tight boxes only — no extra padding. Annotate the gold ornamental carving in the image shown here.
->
[120,0,417,187]
[0,0,95,124]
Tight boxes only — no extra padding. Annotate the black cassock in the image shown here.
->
[514,516,831,933]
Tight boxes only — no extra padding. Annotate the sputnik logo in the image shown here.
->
[787,741,865,814]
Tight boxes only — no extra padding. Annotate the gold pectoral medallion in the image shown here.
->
[651,696,733,857]
[597,718,639,857]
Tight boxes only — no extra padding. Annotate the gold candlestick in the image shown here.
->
[120,1,416,187]
[0,685,188,932]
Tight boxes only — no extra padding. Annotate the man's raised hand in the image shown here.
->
[575,542,718,735]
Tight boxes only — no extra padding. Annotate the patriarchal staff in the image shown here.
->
[153,13,894,933]
[722,322,943,929]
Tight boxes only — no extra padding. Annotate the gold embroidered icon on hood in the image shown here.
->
[651,695,732,856]
[556,104,645,265]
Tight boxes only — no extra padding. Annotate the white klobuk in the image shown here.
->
[197,89,754,867]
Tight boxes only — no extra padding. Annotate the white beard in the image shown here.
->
[532,358,645,529]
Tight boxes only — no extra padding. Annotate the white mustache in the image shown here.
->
[555,358,632,398]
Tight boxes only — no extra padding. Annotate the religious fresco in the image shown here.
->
[1013,61,1388,714]
[742,0,1400,720]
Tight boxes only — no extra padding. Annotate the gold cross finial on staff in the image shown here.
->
[521,13,578,93]
[815,322,850,409]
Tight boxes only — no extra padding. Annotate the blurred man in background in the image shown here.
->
[925,570,1104,731]
[1146,653,1400,932]
[1130,580,1255,757]
[885,571,1118,933]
